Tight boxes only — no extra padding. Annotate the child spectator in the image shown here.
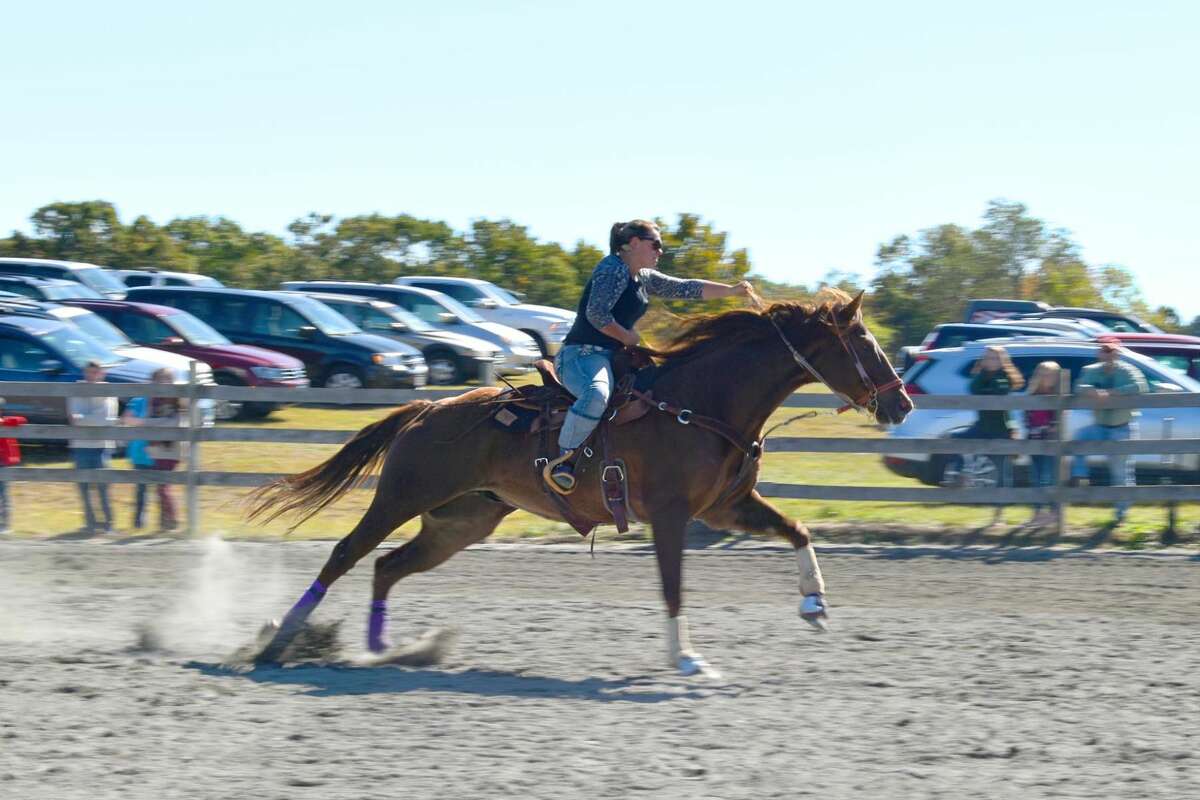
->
[122,368,186,532]
[67,360,118,534]
[0,397,27,535]
[1024,361,1062,528]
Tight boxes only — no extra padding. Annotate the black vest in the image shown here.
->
[564,262,649,349]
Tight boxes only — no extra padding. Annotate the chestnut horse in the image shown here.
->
[248,291,911,676]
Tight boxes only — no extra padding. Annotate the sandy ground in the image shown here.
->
[0,536,1197,800]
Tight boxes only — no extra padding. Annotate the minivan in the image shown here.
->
[125,287,427,389]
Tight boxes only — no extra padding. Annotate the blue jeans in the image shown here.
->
[73,448,113,531]
[555,344,614,451]
[1071,422,1135,514]
[1030,453,1056,512]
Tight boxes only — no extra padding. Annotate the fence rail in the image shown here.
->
[3,379,1199,540]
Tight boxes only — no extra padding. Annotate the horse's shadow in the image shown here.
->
[184,661,724,704]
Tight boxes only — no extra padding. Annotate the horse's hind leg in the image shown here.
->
[257,495,429,663]
[367,491,514,653]
[702,490,830,630]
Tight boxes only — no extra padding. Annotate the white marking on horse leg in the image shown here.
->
[795,545,826,597]
[666,615,721,678]
[796,545,830,631]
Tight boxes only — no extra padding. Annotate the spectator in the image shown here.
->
[952,345,1025,524]
[67,360,117,534]
[123,368,187,532]
[1070,341,1148,524]
[1023,361,1062,528]
[0,397,27,535]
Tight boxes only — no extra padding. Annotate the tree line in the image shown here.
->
[0,200,1190,352]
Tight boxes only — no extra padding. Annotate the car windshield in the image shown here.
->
[371,302,434,332]
[45,282,104,300]
[164,311,231,345]
[288,295,362,335]
[425,292,484,323]
[75,267,128,294]
[58,310,130,349]
[39,325,124,368]
[480,283,521,305]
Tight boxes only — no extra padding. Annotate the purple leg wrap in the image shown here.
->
[367,600,388,654]
[280,580,327,628]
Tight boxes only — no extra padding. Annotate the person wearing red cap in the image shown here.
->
[1070,341,1147,524]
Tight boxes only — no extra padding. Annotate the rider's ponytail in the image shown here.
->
[609,219,658,255]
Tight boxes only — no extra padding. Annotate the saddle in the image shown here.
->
[488,347,762,540]
[489,348,659,537]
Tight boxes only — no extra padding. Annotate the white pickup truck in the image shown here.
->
[392,276,574,357]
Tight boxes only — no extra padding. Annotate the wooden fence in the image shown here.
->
[2,372,1198,542]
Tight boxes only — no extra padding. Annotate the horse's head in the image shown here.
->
[785,291,912,425]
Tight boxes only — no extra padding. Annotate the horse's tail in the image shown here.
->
[245,400,434,528]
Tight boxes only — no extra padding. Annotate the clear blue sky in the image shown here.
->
[2,1,1197,319]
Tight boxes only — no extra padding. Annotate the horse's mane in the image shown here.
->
[651,288,854,363]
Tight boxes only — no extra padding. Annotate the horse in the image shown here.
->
[246,290,912,676]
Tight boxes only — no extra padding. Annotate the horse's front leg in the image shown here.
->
[651,502,721,678]
[704,490,829,631]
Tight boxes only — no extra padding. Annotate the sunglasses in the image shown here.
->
[640,237,664,251]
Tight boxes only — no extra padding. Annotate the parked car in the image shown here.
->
[963,298,1051,323]
[0,274,104,301]
[392,276,573,356]
[297,292,499,384]
[962,297,1160,333]
[1092,333,1200,382]
[1014,308,1162,334]
[886,340,1200,486]
[0,311,161,425]
[918,322,1090,351]
[126,287,428,389]
[60,299,308,420]
[986,317,1110,337]
[114,268,224,289]
[0,257,128,298]
[279,281,542,376]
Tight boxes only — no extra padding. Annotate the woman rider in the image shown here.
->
[549,219,753,491]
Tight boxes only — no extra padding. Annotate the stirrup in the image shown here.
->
[543,450,577,495]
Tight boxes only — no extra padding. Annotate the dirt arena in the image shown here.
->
[0,537,1196,799]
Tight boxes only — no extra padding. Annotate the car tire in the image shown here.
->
[323,365,366,390]
[522,330,549,358]
[213,373,248,421]
[424,348,464,385]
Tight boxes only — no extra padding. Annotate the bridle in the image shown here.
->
[765,310,904,415]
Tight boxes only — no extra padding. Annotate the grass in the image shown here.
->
[5,384,1197,548]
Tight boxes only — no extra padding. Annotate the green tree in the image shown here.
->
[29,201,123,264]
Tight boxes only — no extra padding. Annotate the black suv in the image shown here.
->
[125,287,428,389]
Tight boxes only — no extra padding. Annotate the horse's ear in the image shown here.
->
[841,291,864,321]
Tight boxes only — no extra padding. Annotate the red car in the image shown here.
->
[62,299,309,420]
[1096,333,1200,381]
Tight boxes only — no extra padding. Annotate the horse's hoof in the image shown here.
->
[800,594,830,632]
[678,653,722,679]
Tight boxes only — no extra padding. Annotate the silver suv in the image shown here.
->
[392,276,573,356]
[886,339,1200,486]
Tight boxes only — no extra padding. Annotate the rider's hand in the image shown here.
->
[622,329,641,348]
[732,280,754,297]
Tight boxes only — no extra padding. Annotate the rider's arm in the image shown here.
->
[641,270,752,300]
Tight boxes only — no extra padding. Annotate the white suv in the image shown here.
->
[887,339,1200,486]
[393,276,573,356]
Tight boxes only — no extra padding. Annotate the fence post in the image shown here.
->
[185,362,201,538]
[1161,416,1178,546]
[1053,369,1071,537]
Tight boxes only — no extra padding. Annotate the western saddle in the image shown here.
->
[489,348,761,538]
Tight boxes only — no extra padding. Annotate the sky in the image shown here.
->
[2,1,1197,320]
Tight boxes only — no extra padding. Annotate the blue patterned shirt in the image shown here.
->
[584,255,704,330]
